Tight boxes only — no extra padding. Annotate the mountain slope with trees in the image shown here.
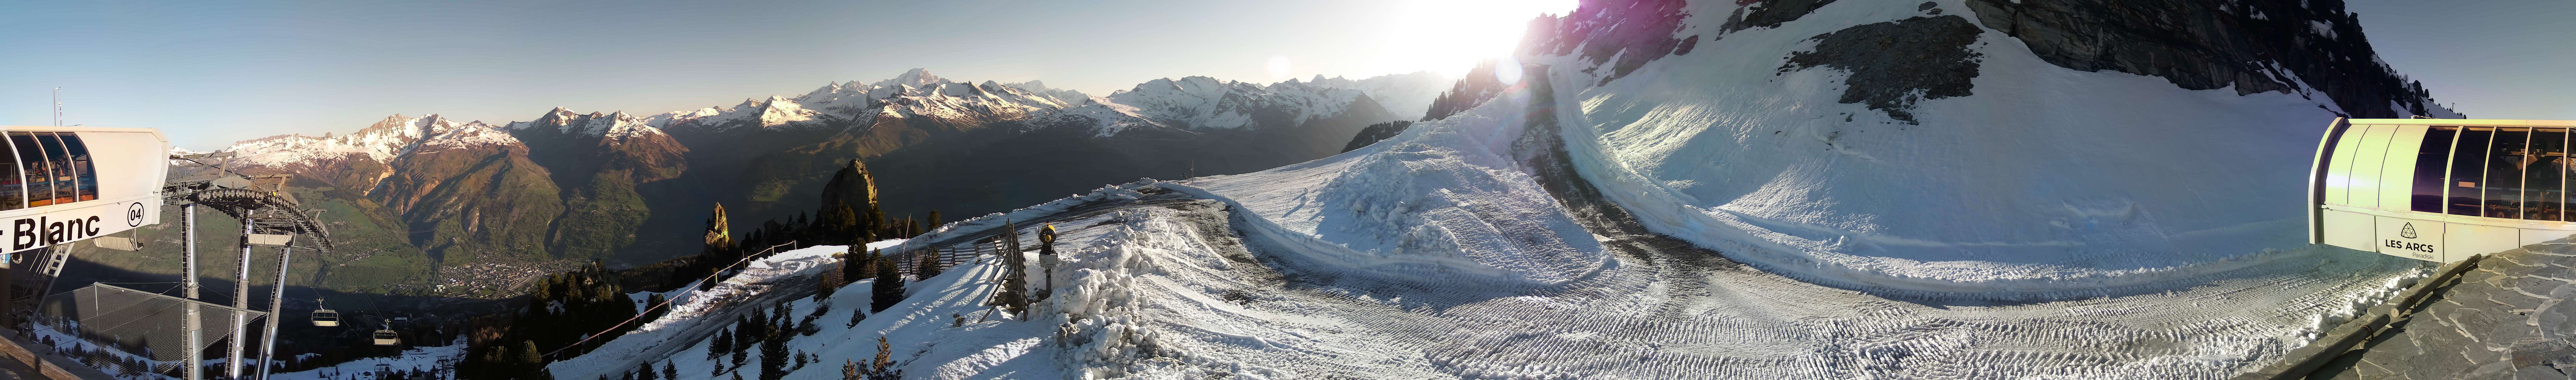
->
[189,70,1443,297]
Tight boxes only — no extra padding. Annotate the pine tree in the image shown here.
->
[829,205,860,245]
[912,250,942,279]
[758,329,788,380]
[841,246,870,287]
[865,249,882,274]
[863,335,901,380]
[870,257,904,313]
[772,302,795,335]
[925,210,941,232]
[709,329,732,360]
[861,208,884,243]
[840,360,861,380]
[736,310,765,354]
[661,362,676,380]
[514,341,545,378]
[633,362,654,380]
[731,341,748,369]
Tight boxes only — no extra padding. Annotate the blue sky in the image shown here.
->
[0,0,1569,149]
[2345,0,2575,120]
[0,0,2566,150]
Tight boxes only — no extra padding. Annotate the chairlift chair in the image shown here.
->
[372,320,399,345]
[312,298,341,327]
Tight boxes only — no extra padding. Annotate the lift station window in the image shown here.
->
[5,132,97,208]
[54,133,96,202]
[2418,126,2574,222]
[2413,127,2457,212]
[2448,128,2492,217]
[2529,129,2568,221]
[2487,128,2531,219]
[11,133,51,208]
[0,139,17,211]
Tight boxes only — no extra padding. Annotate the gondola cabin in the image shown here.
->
[2310,118,2576,262]
[372,320,399,345]
[312,298,340,327]
[0,127,167,256]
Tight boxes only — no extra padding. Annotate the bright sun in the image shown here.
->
[1365,0,1580,79]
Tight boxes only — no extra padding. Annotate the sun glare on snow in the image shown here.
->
[1365,0,1578,78]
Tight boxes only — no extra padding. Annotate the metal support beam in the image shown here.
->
[255,244,290,380]
[181,203,201,380]
[227,222,251,380]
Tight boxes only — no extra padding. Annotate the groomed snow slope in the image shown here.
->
[1554,0,2376,293]
[558,177,2415,378]
[538,1,2449,378]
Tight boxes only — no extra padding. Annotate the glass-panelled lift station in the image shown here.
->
[0,126,168,256]
[2312,118,2576,262]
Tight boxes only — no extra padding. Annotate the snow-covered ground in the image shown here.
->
[544,180,2418,378]
[265,340,465,380]
[548,240,907,380]
[533,1,2448,378]
[1542,1,2384,295]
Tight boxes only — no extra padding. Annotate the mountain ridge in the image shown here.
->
[203,69,1445,290]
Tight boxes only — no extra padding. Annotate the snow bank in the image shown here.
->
[1507,0,2381,294]
[1172,86,1610,285]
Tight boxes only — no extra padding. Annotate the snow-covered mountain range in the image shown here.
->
[186,69,1444,290]
[500,0,2477,378]
[230,68,1449,172]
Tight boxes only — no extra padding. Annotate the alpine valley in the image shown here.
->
[70,70,1448,297]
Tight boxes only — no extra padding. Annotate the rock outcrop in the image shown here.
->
[1963,0,2455,118]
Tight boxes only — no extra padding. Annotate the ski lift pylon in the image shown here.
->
[371,319,399,345]
[312,298,340,327]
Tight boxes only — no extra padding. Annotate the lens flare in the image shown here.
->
[1364,0,1578,78]
[1267,55,1294,80]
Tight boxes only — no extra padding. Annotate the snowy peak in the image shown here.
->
[417,120,522,150]
[1101,75,1373,131]
[506,108,668,140]
[1029,97,1166,137]
[872,68,946,88]
[1298,71,1450,120]
[225,69,1443,164]
[634,69,1437,138]
[226,113,520,168]
[1001,80,1089,104]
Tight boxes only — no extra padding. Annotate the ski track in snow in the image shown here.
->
[546,178,2412,379]
[532,2,2443,379]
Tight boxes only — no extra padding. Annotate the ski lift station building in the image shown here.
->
[0,126,168,256]
[2312,118,2576,262]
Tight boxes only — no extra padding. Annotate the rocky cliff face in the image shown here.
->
[1962,0,2456,118]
